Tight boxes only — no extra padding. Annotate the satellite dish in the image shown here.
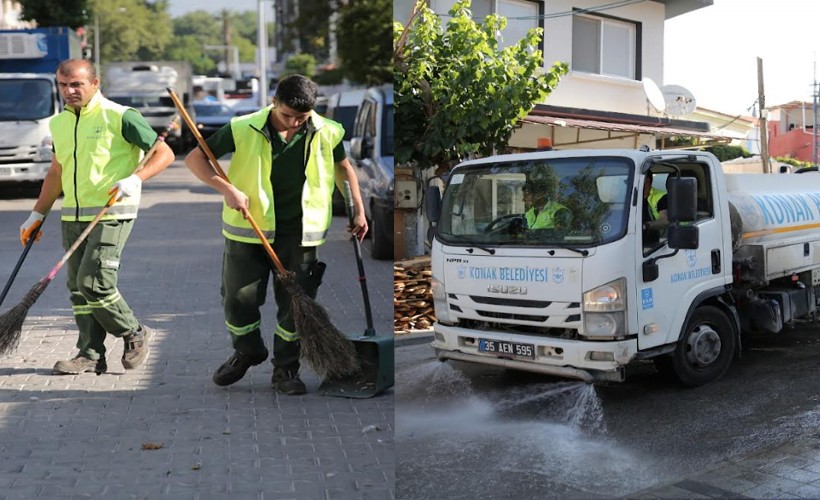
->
[642,77,666,113]
[661,84,697,116]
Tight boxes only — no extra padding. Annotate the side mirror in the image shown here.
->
[666,177,697,222]
[361,136,375,158]
[425,185,442,223]
[668,225,699,249]
[349,137,363,161]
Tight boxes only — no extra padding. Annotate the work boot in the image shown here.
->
[53,355,107,375]
[272,367,307,395]
[212,348,269,387]
[122,324,153,370]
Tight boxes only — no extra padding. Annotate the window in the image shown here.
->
[572,13,637,79]
[498,0,540,50]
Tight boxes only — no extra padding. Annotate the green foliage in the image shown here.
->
[337,0,392,85]
[775,156,813,169]
[18,0,90,29]
[394,0,568,172]
[89,0,172,63]
[704,144,751,162]
[282,53,317,78]
[314,67,345,85]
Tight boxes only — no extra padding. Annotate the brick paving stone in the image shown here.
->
[0,162,394,498]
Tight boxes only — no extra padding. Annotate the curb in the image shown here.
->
[395,330,434,348]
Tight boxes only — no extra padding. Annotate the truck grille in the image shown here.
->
[448,293,582,331]
[0,144,37,163]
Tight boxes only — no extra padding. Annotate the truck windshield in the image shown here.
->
[0,79,53,121]
[437,156,633,247]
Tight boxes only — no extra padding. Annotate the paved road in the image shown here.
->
[395,323,820,499]
[0,161,394,499]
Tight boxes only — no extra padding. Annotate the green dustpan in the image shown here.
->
[319,182,394,398]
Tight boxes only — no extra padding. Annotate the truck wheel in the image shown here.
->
[672,305,735,387]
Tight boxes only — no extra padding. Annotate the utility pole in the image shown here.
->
[757,57,771,174]
[814,60,819,166]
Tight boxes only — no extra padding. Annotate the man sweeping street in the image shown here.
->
[19,59,175,374]
[184,74,367,395]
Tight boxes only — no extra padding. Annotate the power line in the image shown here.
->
[434,0,648,21]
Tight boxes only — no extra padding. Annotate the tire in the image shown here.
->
[671,305,736,387]
[370,206,392,260]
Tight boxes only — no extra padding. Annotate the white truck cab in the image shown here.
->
[426,149,820,386]
[0,74,59,185]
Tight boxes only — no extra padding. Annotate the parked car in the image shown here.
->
[326,89,366,215]
[193,101,235,139]
[350,85,393,260]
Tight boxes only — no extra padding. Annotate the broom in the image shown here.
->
[165,87,360,379]
[0,215,44,308]
[0,117,180,355]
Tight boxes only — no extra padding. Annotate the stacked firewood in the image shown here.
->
[394,261,435,333]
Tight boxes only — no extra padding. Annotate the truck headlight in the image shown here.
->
[431,276,451,324]
[582,278,626,338]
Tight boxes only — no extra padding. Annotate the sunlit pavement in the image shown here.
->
[0,160,394,499]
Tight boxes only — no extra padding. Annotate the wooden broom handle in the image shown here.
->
[166,87,287,274]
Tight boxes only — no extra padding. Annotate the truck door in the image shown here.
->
[636,161,727,351]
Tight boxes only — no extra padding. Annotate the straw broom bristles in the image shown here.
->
[0,279,49,355]
[280,272,361,379]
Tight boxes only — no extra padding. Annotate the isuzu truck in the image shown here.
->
[426,149,820,386]
[0,27,80,187]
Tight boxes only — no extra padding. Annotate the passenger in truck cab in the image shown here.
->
[642,171,668,230]
[523,176,569,230]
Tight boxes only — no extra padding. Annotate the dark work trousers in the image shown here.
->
[221,233,323,372]
[62,219,141,361]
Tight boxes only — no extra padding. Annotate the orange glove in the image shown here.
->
[20,211,44,247]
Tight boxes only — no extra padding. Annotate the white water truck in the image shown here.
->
[425,149,820,386]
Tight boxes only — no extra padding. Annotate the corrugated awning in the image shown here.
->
[522,114,733,143]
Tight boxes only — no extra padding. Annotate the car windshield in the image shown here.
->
[0,79,54,121]
[437,156,633,247]
[329,105,358,140]
[194,103,233,116]
[110,95,174,108]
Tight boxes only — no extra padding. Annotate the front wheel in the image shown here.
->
[671,305,736,387]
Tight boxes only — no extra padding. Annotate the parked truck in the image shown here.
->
[102,61,195,152]
[425,148,820,386]
[0,27,80,187]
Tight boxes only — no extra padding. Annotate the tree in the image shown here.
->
[89,0,172,63]
[336,0,391,85]
[18,0,90,29]
[394,0,567,172]
[282,53,316,78]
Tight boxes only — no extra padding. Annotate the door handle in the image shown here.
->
[711,249,721,274]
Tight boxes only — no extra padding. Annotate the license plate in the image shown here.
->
[478,339,535,359]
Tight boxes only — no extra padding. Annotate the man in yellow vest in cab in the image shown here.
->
[642,170,668,231]
[19,59,175,375]
[184,75,368,395]
[523,178,569,230]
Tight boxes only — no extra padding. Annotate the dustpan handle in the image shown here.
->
[344,181,375,336]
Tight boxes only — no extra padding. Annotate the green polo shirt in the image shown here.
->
[206,119,346,234]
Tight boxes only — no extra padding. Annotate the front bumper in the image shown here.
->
[432,323,638,383]
[0,161,50,183]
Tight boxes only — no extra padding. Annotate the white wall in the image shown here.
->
[395,0,669,115]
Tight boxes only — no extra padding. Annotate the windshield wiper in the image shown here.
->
[546,244,589,256]
[466,245,495,255]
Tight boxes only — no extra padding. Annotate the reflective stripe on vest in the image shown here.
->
[50,92,143,222]
[221,107,344,246]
